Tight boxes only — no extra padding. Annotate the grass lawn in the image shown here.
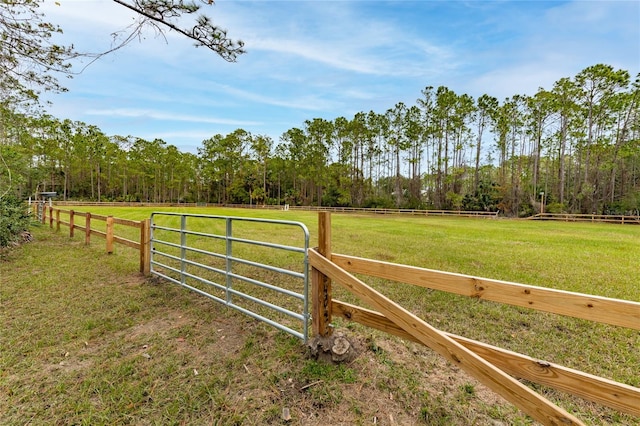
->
[2,206,639,425]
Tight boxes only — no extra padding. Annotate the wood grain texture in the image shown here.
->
[312,212,333,337]
[309,249,584,426]
[111,217,142,227]
[332,254,640,330]
[113,235,140,250]
[106,216,114,254]
[140,218,151,275]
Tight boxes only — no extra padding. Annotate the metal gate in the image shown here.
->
[150,213,310,341]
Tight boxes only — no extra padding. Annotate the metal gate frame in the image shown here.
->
[149,213,310,341]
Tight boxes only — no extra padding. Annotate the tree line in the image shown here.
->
[1,64,638,216]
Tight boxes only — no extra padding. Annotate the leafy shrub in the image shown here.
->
[545,202,567,214]
[0,196,31,247]
[363,196,395,209]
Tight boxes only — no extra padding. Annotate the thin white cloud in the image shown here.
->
[251,38,377,75]
[221,1,457,79]
[85,108,261,126]
[250,37,454,79]
[211,84,341,111]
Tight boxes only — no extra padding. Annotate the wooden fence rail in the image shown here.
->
[53,201,499,218]
[309,212,640,423]
[39,206,150,274]
[331,253,640,330]
[51,202,640,223]
[532,213,640,224]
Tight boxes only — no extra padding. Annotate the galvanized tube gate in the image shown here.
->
[149,213,310,341]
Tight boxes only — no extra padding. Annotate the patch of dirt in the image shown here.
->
[120,274,148,287]
[125,310,192,341]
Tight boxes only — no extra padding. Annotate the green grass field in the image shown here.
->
[2,206,639,425]
[71,205,640,297]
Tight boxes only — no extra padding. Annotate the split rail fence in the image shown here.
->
[309,212,640,426]
[38,205,150,274]
[532,212,640,224]
[53,201,499,218]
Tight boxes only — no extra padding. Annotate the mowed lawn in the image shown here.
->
[2,206,639,425]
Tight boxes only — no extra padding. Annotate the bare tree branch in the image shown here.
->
[1,0,245,106]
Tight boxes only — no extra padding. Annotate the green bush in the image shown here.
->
[545,202,567,214]
[0,196,31,247]
[363,196,395,209]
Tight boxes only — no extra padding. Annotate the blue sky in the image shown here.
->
[41,0,639,153]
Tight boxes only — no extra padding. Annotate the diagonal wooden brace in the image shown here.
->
[308,248,584,426]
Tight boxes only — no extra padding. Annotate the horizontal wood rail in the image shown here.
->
[532,213,640,224]
[50,202,639,222]
[40,207,150,275]
[53,201,200,208]
[221,204,501,217]
[53,201,499,218]
[331,254,640,330]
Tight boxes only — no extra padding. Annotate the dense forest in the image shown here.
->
[1,64,638,217]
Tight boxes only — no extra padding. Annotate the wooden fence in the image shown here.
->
[228,204,500,218]
[532,212,640,224]
[53,201,200,208]
[39,206,151,274]
[53,201,499,218]
[51,202,640,223]
[309,212,640,425]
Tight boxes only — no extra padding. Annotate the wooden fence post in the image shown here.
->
[85,212,91,245]
[55,209,60,232]
[140,218,151,275]
[312,211,333,337]
[48,207,53,228]
[106,216,114,254]
[41,204,46,224]
[69,210,75,237]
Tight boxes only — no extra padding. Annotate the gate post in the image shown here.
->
[106,216,114,254]
[85,212,91,245]
[69,210,75,237]
[312,211,333,337]
[140,218,151,275]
